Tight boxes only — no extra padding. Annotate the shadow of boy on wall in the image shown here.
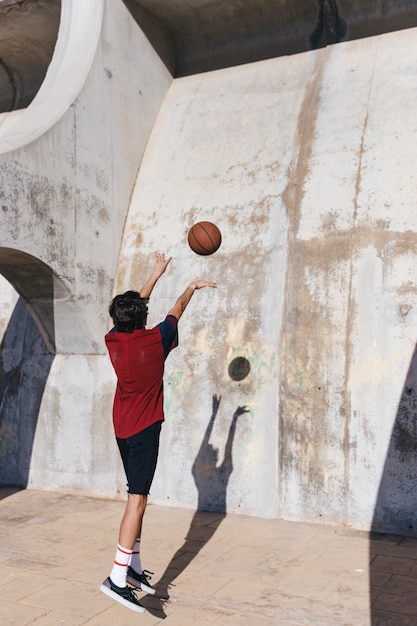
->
[143,394,248,618]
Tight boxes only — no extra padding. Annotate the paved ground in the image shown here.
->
[0,488,417,625]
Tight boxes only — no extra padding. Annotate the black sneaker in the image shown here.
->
[100,577,145,613]
[126,567,156,595]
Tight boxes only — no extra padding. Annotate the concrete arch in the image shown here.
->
[0,248,98,354]
[0,0,105,154]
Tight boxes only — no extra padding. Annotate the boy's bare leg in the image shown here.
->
[100,494,149,611]
[119,494,148,549]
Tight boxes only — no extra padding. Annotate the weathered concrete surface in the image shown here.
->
[115,61,289,517]
[0,0,172,352]
[114,26,417,529]
[1,0,417,534]
[278,31,417,533]
[0,0,172,494]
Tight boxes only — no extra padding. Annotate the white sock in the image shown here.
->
[110,543,132,588]
[129,538,143,574]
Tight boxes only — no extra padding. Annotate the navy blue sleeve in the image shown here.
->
[158,315,179,359]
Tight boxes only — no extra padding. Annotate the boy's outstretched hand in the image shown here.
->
[139,252,172,299]
[190,279,217,290]
[153,252,172,278]
[168,279,217,320]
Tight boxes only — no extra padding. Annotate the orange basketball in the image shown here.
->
[187,221,222,256]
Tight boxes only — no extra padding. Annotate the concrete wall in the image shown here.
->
[1,0,417,532]
[100,24,417,530]
[0,0,172,496]
[115,64,289,517]
[0,0,171,352]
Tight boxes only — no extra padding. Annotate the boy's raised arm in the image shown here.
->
[168,279,217,321]
[139,252,172,299]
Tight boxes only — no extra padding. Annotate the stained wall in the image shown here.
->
[0,0,417,531]
[115,29,417,528]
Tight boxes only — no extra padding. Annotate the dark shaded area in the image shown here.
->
[142,395,248,618]
[121,0,176,75]
[124,0,417,77]
[0,297,55,487]
[370,344,417,624]
[369,530,417,625]
[309,0,347,49]
[0,0,61,113]
[372,347,417,533]
[0,486,22,500]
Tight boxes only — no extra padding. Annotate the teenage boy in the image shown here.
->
[100,253,216,613]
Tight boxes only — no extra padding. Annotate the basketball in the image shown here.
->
[187,221,222,256]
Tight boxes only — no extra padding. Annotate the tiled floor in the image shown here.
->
[0,488,416,625]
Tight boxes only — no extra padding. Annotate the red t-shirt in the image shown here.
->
[105,315,178,439]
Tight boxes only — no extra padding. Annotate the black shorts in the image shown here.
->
[116,421,162,495]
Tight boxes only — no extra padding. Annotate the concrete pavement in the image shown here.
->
[0,488,416,625]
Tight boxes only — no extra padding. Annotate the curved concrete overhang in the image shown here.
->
[0,0,104,153]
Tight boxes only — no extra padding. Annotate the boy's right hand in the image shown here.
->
[189,280,217,290]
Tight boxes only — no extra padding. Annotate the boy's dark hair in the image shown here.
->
[109,290,149,332]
